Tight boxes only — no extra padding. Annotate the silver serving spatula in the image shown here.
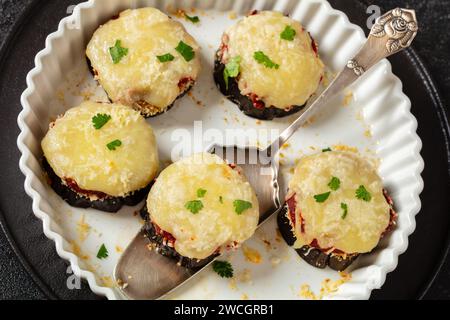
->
[114,8,418,300]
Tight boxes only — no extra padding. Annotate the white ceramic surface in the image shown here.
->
[17,0,424,300]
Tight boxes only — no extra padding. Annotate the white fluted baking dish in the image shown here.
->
[17,0,424,299]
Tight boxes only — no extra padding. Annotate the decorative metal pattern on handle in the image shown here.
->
[347,59,365,76]
[345,8,418,79]
[371,8,418,54]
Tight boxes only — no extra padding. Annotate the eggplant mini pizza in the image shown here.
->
[41,101,159,212]
[214,11,324,120]
[141,153,259,269]
[277,151,397,271]
[86,8,201,117]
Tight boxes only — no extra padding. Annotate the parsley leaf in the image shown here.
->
[253,51,279,69]
[184,13,200,23]
[280,25,296,41]
[219,196,223,204]
[341,202,348,219]
[109,40,128,64]
[197,188,207,198]
[223,56,241,90]
[175,41,195,62]
[328,177,341,191]
[356,185,372,202]
[314,192,331,203]
[212,260,233,278]
[107,139,122,151]
[322,147,332,152]
[97,244,109,259]
[233,200,253,215]
[185,200,204,214]
[92,113,111,130]
[157,53,175,63]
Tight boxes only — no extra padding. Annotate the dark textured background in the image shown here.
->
[0,0,449,300]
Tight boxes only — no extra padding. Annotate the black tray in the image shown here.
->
[0,0,449,300]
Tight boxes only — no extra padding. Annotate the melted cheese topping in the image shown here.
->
[86,8,201,115]
[41,101,159,197]
[147,153,259,260]
[289,152,390,254]
[223,11,324,109]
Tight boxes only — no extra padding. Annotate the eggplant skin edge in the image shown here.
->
[277,203,359,271]
[213,55,307,120]
[86,57,193,118]
[140,205,218,269]
[42,158,151,213]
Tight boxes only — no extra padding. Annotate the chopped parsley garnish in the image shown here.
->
[107,139,122,151]
[184,13,200,23]
[219,196,224,204]
[223,56,241,90]
[356,185,372,202]
[92,113,111,130]
[175,41,195,62]
[233,200,253,215]
[314,192,331,203]
[157,53,175,63]
[328,177,341,191]
[97,244,109,259]
[212,260,234,278]
[109,40,128,64]
[197,188,207,198]
[253,51,280,69]
[341,202,348,219]
[280,25,296,41]
[185,200,204,214]
[322,147,332,152]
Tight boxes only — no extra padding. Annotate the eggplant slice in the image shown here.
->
[43,158,151,213]
[277,203,359,271]
[86,57,194,118]
[213,56,306,120]
[140,205,218,269]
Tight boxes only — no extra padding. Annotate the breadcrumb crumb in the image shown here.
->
[242,245,262,264]
[333,144,358,153]
[70,241,89,260]
[228,11,238,20]
[299,272,352,300]
[76,214,91,242]
[343,91,353,106]
[101,276,115,288]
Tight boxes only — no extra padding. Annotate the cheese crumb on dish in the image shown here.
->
[101,276,115,288]
[147,153,259,260]
[289,151,390,254]
[76,214,91,242]
[86,8,201,116]
[342,91,353,106]
[299,272,352,300]
[222,11,324,109]
[242,244,262,264]
[299,284,318,300]
[70,241,89,261]
[42,101,159,197]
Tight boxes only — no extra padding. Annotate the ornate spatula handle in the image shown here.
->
[348,8,418,76]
